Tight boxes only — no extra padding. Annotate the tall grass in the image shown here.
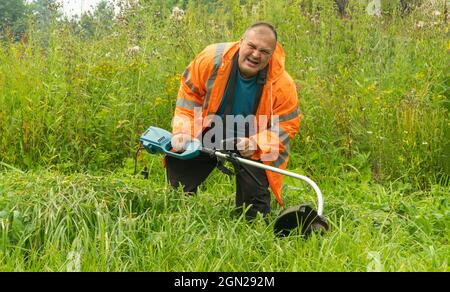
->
[0,0,447,187]
[0,162,447,271]
[0,0,447,183]
[0,0,448,271]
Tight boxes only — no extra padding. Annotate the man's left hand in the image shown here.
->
[236,137,257,158]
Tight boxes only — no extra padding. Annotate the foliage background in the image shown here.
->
[0,0,448,271]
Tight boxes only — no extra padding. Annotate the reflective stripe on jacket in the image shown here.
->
[173,41,300,206]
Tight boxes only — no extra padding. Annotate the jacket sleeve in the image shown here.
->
[251,79,301,166]
[172,46,215,137]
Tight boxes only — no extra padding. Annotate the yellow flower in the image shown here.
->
[154,96,164,106]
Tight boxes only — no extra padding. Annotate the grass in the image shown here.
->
[0,0,449,271]
[0,0,448,182]
[0,155,447,271]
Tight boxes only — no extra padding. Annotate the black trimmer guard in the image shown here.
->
[274,204,329,237]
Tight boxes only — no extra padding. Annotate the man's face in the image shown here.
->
[238,27,276,78]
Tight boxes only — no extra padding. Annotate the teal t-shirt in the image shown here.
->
[216,69,258,117]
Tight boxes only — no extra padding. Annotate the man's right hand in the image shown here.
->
[171,133,192,152]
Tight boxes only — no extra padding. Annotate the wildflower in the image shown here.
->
[311,15,320,25]
[116,120,130,129]
[171,7,185,21]
[416,21,425,29]
[150,48,160,58]
[433,11,441,17]
[251,5,258,15]
[366,0,381,17]
[67,251,81,272]
[415,72,424,80]
[367,251,383,272]
[127,46,140,56]
[155,97,164,106]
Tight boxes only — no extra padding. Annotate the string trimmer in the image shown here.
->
[139,126,329,237]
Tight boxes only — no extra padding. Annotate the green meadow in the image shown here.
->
[0,0,448,271]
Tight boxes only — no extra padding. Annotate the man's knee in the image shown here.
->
[165,154,216,194]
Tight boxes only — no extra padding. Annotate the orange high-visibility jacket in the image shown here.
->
[172,41,300,206]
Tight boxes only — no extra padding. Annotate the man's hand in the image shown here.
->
[236,137,257,158]
[171,133,192,152]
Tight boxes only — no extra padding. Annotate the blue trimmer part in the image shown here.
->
[139,126,201,160]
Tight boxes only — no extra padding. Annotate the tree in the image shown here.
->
[0,0,28,40]
[92,0,115,35]
[28,0,62,32]
[77,0,115,39]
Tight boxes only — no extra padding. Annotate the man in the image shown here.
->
[166,22,300,219]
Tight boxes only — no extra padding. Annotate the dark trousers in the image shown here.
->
[165,152,271,219]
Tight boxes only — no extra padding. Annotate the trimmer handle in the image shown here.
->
[167,140,202,160]
[139,126,201,160]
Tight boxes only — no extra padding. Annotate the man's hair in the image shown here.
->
[245,21,278,43]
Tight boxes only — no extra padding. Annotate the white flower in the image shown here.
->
[127,46,140,55]
[416,21,425,29]
[171,6,185,21]
[366,0,381,17]
[67,251,81,272]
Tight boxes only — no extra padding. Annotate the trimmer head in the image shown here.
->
[274,204,329,237]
